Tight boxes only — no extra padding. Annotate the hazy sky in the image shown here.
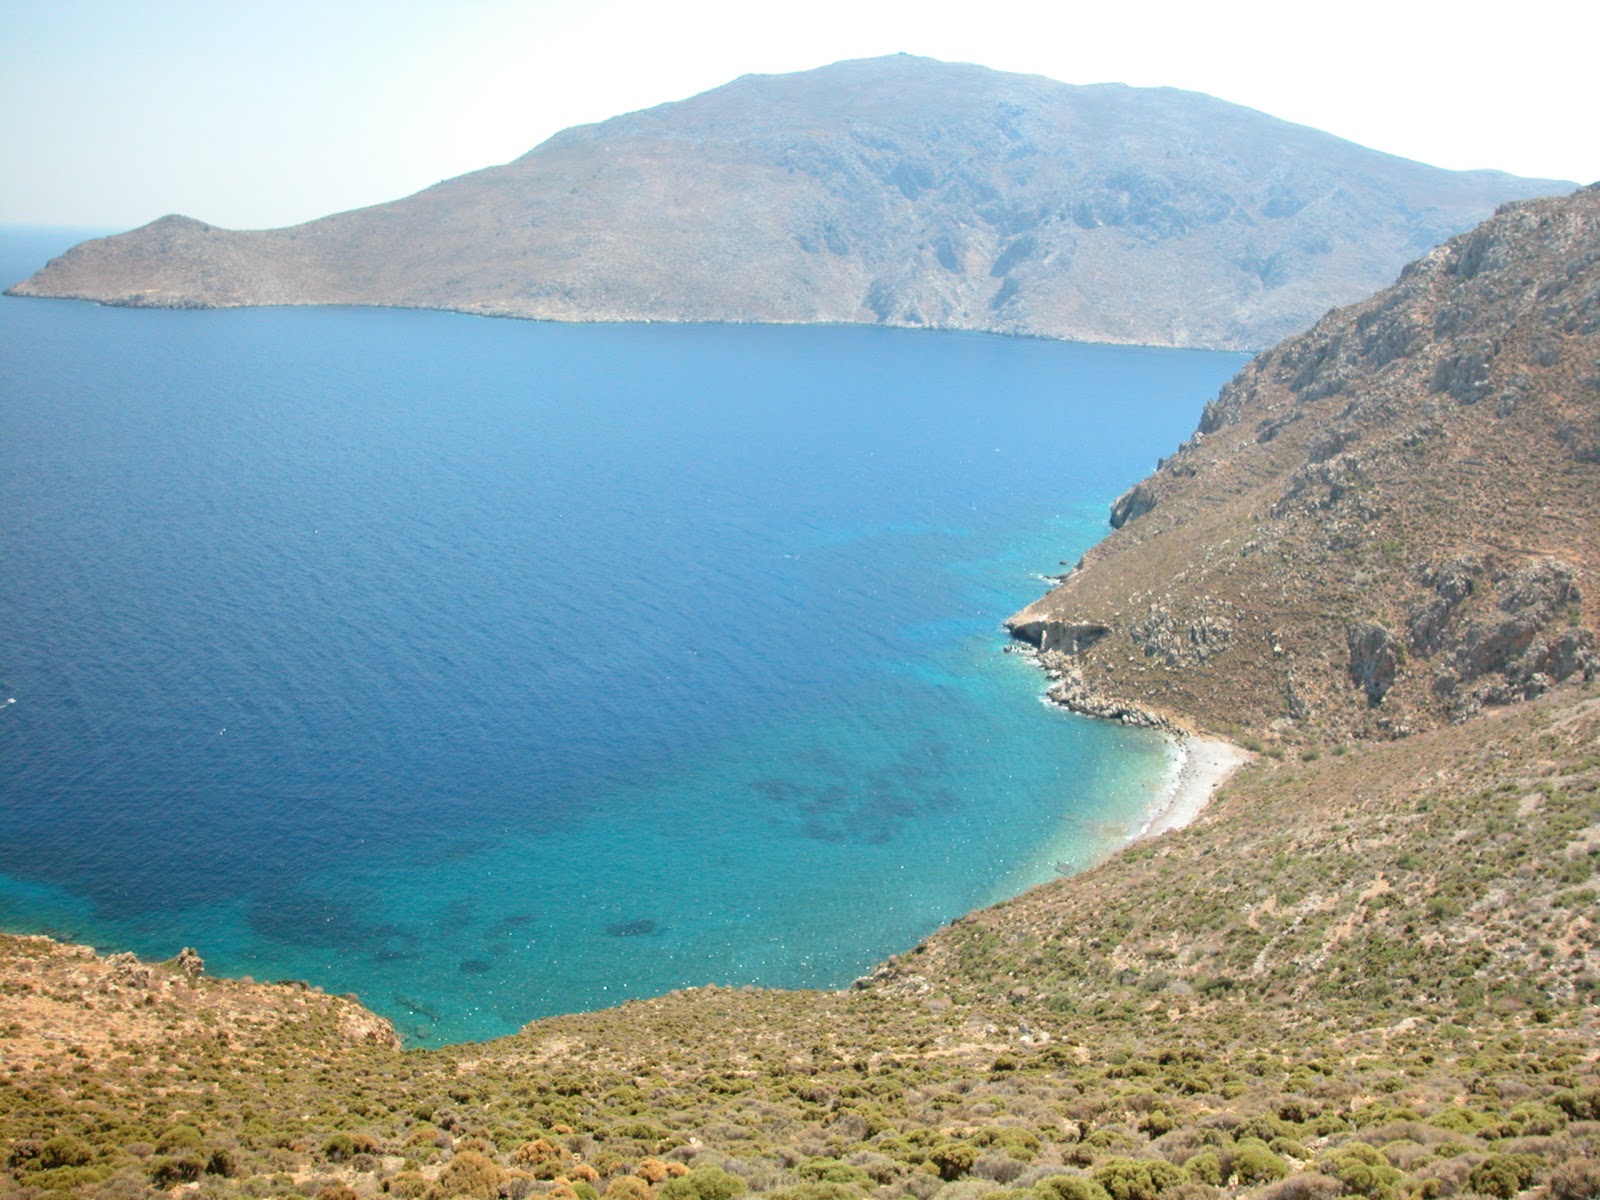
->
[3,0,1595,231]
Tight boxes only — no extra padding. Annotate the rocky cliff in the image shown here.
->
[1010,185,1600,740]
[6,55,1570,350]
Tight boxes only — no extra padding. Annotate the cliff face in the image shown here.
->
[7,55,1569,350]
[1009,185,1600,740]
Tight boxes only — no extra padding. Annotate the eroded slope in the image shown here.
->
[1010,186,1600,741]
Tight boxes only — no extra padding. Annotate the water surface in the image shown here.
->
[0,228,1247,1043]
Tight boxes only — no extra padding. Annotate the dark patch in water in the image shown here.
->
[605,918,660,937]
[246,892,410,952]
[458,958,492,974]
[752,738,961,845]
[419,840,489,867]
[395,994,443,1022]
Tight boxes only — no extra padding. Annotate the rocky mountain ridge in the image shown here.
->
[6,55,1570,350]
[1008,185,1600,741]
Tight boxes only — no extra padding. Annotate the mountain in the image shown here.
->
[1009,185,1600,740]
[5,187,1600,1200]
[6,55,1572,350]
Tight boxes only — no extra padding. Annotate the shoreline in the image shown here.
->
[1134,733,1251,840]
[1006,640,1250,840]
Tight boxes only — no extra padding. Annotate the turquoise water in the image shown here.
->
[0,228,1247,1044]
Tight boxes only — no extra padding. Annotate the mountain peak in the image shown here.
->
[8,57,1573,349]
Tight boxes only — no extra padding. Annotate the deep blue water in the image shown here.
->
[0,228,1247,1044]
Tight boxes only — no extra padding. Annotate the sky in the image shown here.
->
[2,0,1596,231]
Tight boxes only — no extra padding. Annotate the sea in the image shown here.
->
[0,228,1248,1045]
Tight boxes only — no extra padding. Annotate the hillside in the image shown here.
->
[1008,185,1600,742]
[5,55,1570,351]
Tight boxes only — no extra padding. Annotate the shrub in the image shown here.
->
[657,1166,748,1200]
[798,1161,870,1186]
[37,1136,93,1170]
[1465,1154,1542,1200]
[1090,1158,1189,1200]
[437,1149,508,1200]
[1548,1158,1600,1200]
[386,1171,431,1199]
[1033,1174,1113,1200]
[1317,1144,1402,1200]
[148,1154,205,1186]
[1258,1176,1343,1200]
[930,1145,980,1181]
[1237,1117,1294,1144]
[607,1177,655,1200]
[973,1154,1028,1184]
[515,1138,573,1179]
[1269,1137,1310,1162]
[154,1126,205,1156]
[1552,1089,1600,1121]
[1182,1151,1223,1188]
[972,1128,1042,1162]
[767,1186,864,1200]
[1232,1139,1290,1185]
[639,1158,674,1184]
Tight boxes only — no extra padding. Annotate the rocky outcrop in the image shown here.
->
[1008,619,1111,655]
[6,56,1567,351]
[1347,622,1402,705]
[1109,481,1159,528]
[1009,185,1600,741]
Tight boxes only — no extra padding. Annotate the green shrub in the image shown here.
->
[1183,1151,1224,1187]
[149,1154,205,1186]
[1317,1144,1402,1200]
[1552,1088,1600,1121]
[37,1136,92,1170]
[1269,1137,1309,1161]
[154,1125,205,1155]
[797,1160,870,1186]
[767,1185,864,1200]
[1033,1174,1113,1200]
[657,1166,748,1200]
[973,1127,1042,1161]
[1237,1116,1294,1143]
[1427,1109,1492,1135]
[929,1144,979,1181]
[1465,1154,1542,1200]
[1090,1158,1189,1200]
[1232,1140,1290,1186]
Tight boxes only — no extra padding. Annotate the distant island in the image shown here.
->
[6,55,1572,350]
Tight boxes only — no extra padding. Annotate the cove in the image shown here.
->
[0,228,1248,1045]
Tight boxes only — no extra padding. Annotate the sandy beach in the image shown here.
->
[1136,734,1251,840]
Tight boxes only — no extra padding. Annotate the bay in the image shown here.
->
[0,228,1247,1044]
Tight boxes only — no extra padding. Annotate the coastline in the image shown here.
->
[1135,733,1251,840]
[1006,641,1250,841]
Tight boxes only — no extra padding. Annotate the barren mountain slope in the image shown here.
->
[7,55,1569,350]
[1009,185,1600,741]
